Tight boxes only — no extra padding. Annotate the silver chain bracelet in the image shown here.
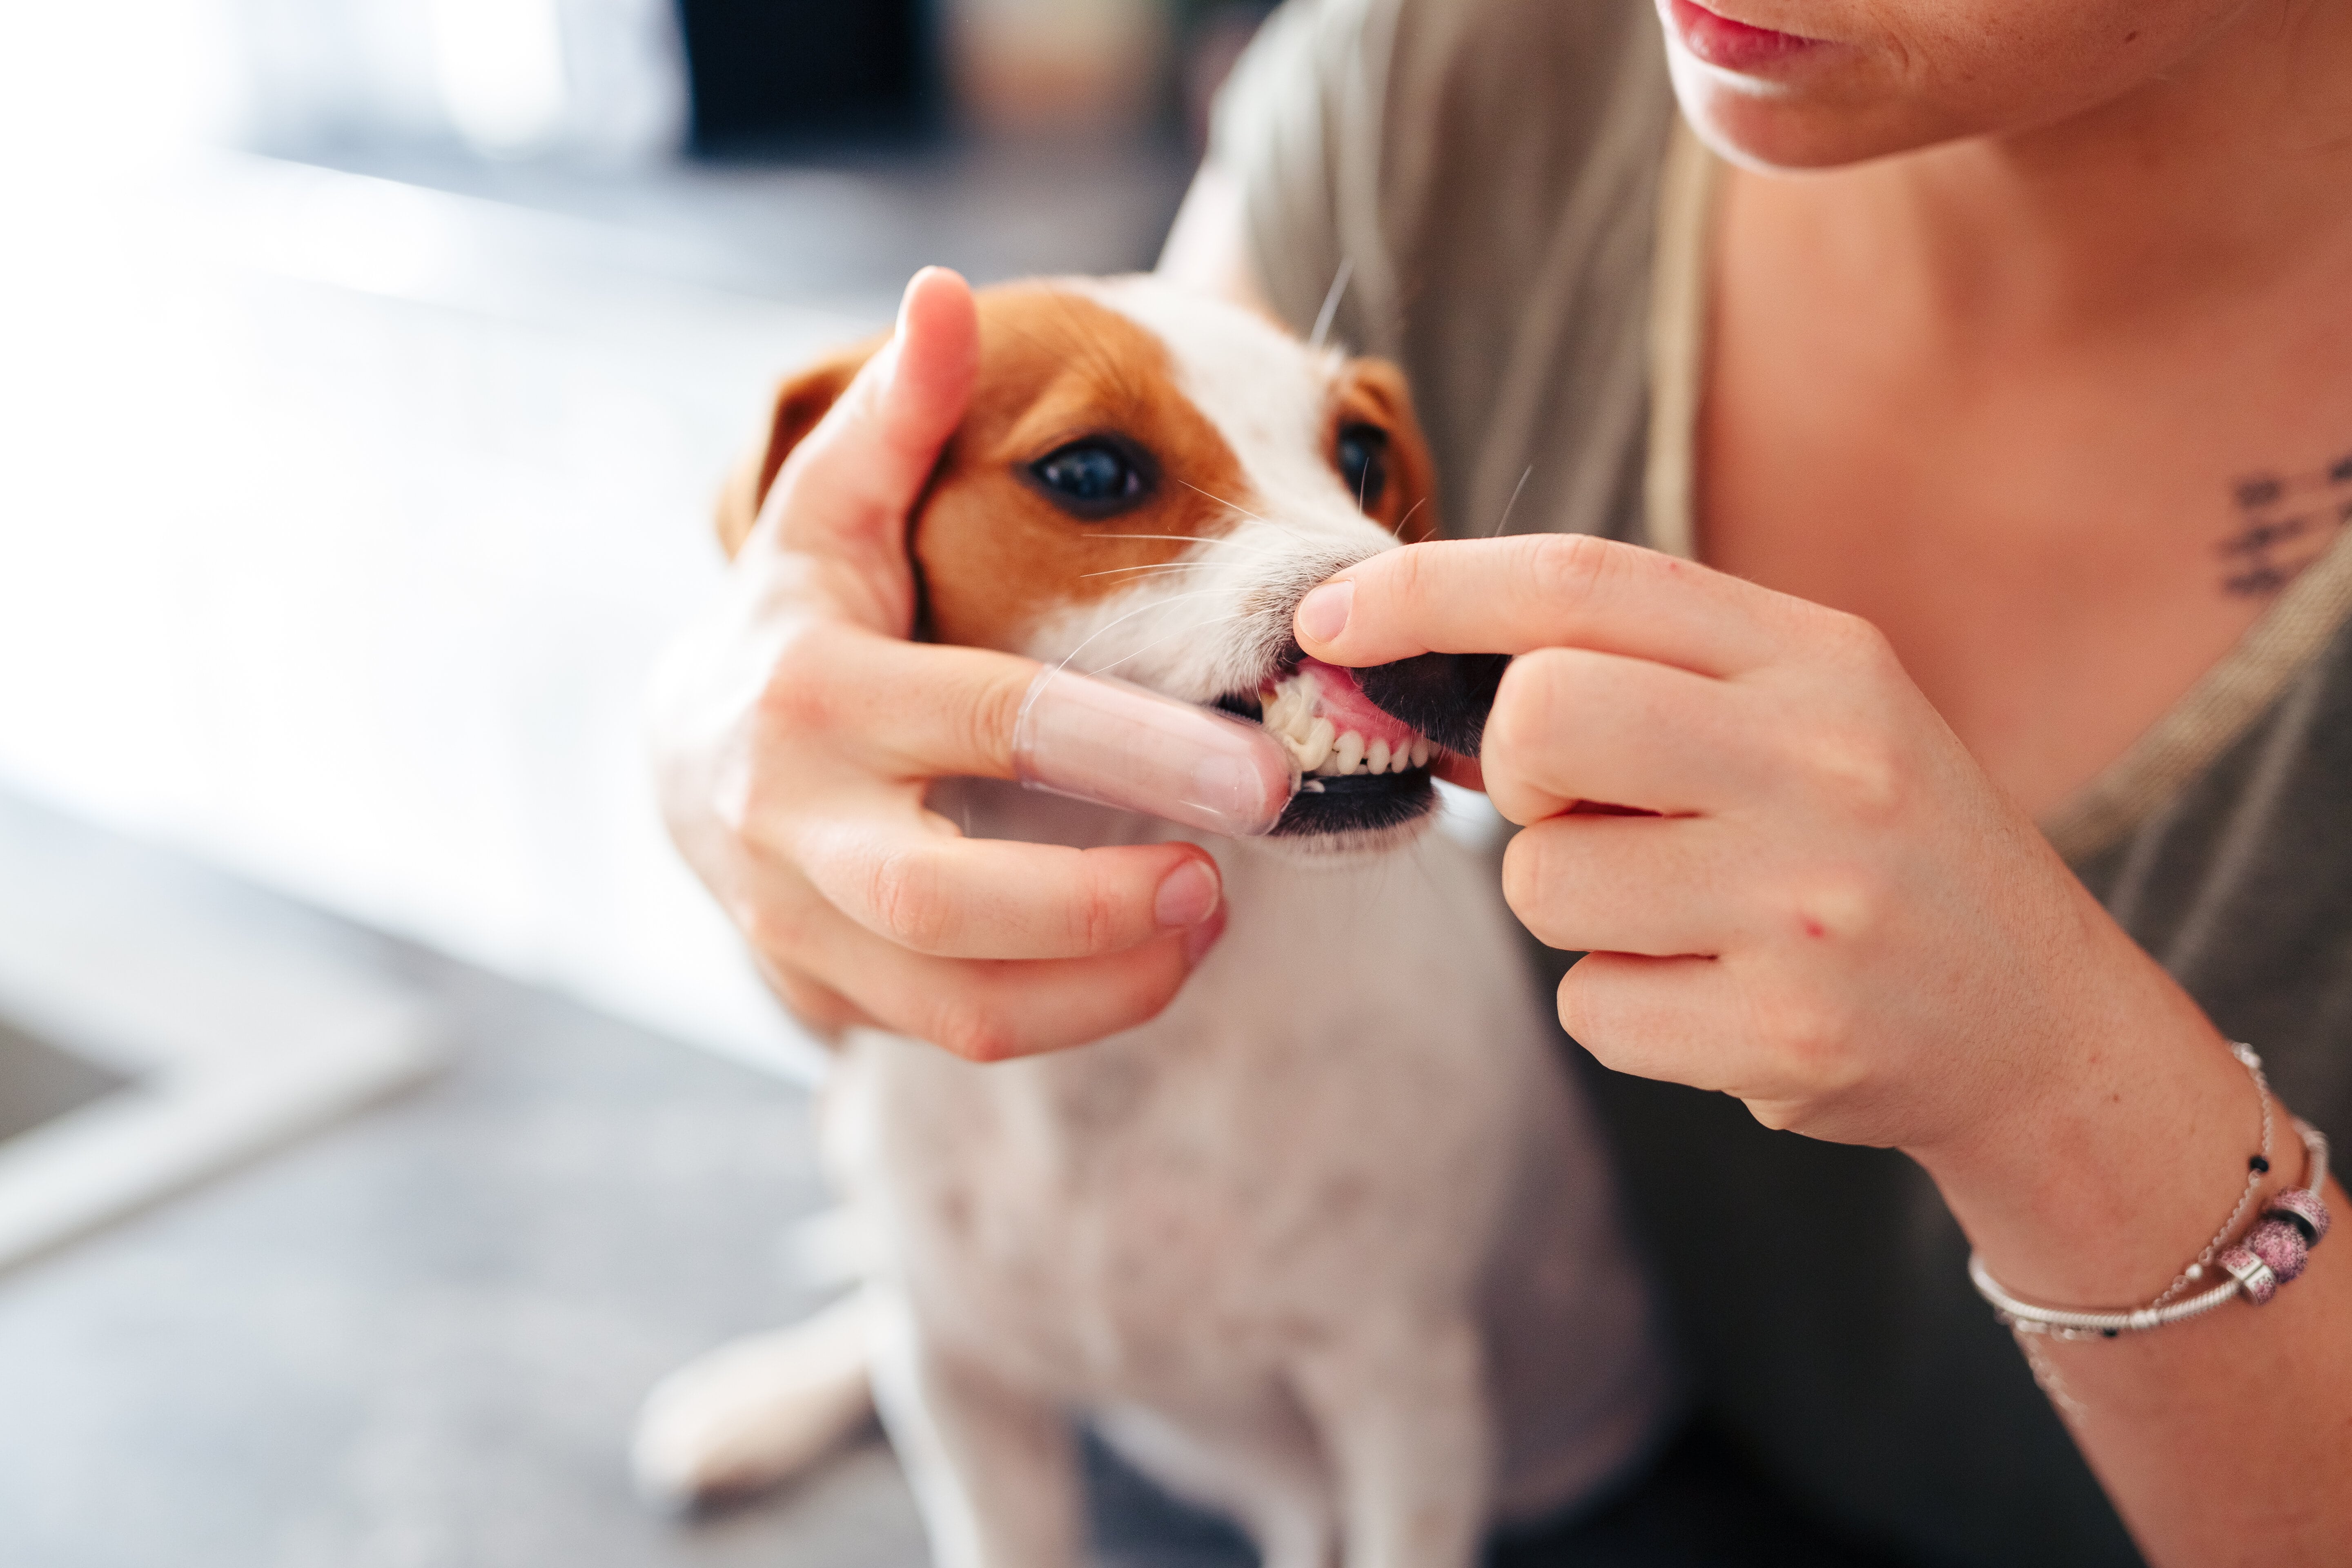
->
[1968,1046,2333,1341]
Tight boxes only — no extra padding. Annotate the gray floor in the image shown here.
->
[0,790,926,1568]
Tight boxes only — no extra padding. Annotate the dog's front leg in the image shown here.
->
[868,1289,1083,1568]
[1292,1314,1492,1568]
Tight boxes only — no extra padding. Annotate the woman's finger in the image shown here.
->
[764,626,1040,782]
[1295,533,1808,677]
[796,813,1223,960]
[1555,951,1757,1093]
[763,877,1216,1060]
[1559,951,1861,1124]
[748,949,879,1042]
[1501,814,1751,958]
[1481,646,1765,823]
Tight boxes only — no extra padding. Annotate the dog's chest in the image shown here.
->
[832,810,1557,1403]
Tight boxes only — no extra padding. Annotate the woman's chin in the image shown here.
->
[1666,49,1973,172]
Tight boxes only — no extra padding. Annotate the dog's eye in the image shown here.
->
[1337,423,1389,513]
[1029,439,1150,517]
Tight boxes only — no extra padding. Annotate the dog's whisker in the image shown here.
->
[1046,588,1236,682]
[1174,479,1271,528]
[1308,256,1354,352]
[1077,567,1221,581]
[1489,466,1535,539]
[1175,479,1315,544]
[1079,533,1283,556]
[1395,496,1430,540]
[1082,612,1254,680]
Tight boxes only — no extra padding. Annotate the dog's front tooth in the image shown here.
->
[1270,682,1307,733]
[1412,736,1432,768]
[1367,738,1390,775]
[1335,731,1365,775]
[1298,717,1335,771]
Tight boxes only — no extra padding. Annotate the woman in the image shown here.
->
[649,1,2352,1561]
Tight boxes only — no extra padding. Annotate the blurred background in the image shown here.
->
[0,4,1269,1563]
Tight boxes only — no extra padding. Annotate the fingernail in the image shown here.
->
[1183,904,1227,968]
[1154,859,1221,931]
[1297,581,1354,645]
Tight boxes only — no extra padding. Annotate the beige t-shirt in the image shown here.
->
[1215,3,2352,1564]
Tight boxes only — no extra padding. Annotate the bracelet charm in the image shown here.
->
[1967,1071,2331,1341]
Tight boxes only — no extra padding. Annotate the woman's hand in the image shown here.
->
[1297,532,2352,1563]
[648,269,1225,1062]
[1293,534,2238,1243]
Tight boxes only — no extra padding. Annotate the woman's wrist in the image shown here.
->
[1911,927,2292,1306]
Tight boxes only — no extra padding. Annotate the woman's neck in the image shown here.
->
[1822,2,2352,349]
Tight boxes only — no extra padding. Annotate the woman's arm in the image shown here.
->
[1292,533,2351,1566]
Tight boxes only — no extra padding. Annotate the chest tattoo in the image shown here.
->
[2218,450,2352,597]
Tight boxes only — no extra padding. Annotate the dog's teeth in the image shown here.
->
[1367,739,1390,775]
[1298,717,1335,771]
[1412,737,1431,768]
[1270,679,1315,739]
[1335,731,1364,775]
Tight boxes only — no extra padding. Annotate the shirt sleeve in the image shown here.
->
[1207,0,1405,352]
[1205,0,1679,546]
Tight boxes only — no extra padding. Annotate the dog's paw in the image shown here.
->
[631,1293,877,1508]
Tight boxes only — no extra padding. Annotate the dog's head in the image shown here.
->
[720,275,1504,842]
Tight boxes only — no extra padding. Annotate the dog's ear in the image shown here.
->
[1339,357,1442,543]
[715,337,886,559]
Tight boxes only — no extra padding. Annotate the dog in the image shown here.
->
[636,276,1673,1568]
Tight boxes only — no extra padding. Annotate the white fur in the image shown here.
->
[636,280,1674,1567]
[1026,276,1399,700]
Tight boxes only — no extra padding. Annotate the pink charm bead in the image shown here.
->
[2246,1219,2310,1285]
[2265,1187,2330,1245]
[2221,1243,2281,1305]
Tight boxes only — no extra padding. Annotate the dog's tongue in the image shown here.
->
[1292,657,1421,751]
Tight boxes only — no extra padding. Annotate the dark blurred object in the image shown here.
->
[675,0,938,152]
[0,1018,130,1146]
[229,0,688,163]
[1179,1,1274,154]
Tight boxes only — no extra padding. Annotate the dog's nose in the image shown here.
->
[1353,653,1510,758]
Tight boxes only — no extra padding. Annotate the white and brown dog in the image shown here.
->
[637,277,1673,1568]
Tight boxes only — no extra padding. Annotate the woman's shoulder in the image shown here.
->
[1216,0,1675,347]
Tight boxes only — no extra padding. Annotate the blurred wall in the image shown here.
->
[221,0,1256,161]
[232,0,688,160]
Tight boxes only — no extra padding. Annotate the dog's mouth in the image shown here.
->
[1214,657,1441,838]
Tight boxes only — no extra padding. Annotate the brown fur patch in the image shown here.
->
[715,339,882,559]
[716,285,1444,661]
[1333,359,1442,543]
[913,287,1249,653]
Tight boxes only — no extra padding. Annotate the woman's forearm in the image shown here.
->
[2021,1172,2350,1566]
[1918,953,2352,1565]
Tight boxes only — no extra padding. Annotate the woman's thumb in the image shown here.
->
[764,266,980,578]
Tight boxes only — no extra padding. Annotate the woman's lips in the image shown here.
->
[1666,0,1823,71]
